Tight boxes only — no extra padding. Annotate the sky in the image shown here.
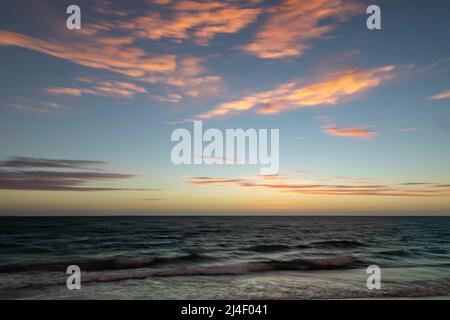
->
[0,0,449,215]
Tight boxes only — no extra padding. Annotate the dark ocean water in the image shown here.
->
[0,216,449,299]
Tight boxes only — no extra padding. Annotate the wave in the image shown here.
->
[3,275,450,300]
[0,255,364,290]
[244,244,293,252]
[0,253,213,273]
[311,240,365,249]
[270,255,364,270]
[243,240,365,252]
[150,255,363,277]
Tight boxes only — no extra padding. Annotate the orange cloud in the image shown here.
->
[0,4,233,103]
[0,25,222,101]
[195,65,395,119]
[120,1,261,45]
[428,89,450,100]
[6,100,69,114]
[185,175,450,197]
[242,0,362,59]
[152,0,173,5]
[144,56,224,98]
[150,93,183,103]
[46,80,148,99]
[42,56,222,102]
[322,126,377,139]
[172,1,228,11]
[0,30,176,77]
[46,88,91,97]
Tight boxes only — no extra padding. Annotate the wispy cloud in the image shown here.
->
[46,79,148,99]
[242,0,362,59]
[150,93,183,103]
[0,30,176,77]
[322,126,377,139]
[5,100,69,114]
[0,22,175,105]
[410,56,450,77]
[121,0,261,46]
[195,65,395,119]
[188,177,243,186]
[144,56,224,98]
[1,1,239,103]
[0,157,106,169]
[428,89,450,100]
[0,157,159,192]
[186,175,450,197]
[400,182,434,186]
[44,56,222,102]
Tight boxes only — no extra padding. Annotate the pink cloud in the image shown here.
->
[185,175,450,197]
[46,80,148,99]
[195,65,396,119]
[428,89,450,100]
[242,0,362,59]
[0,30,176,77]
[322,126,377,139]
[120,1,261,46]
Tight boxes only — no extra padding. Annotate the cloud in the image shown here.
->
[185,175,450,197]
[188,177,243,186]
[42,56,222,102]
[152,0,173,5]
[241,0,362,59]
[411,56,450,77]
[322,126,377,139]
[428,89,450,100]
[401,182,434,186]
[150,93,183,103]
[172,1,228,11]
[0,157,159,192]
[120,1,261,46]
[5,100,69,114]
[46,80,148,99]
[144,56,224,98]
[0,30,176,77]
[195,65,395,119]
[1,4,230,103]
[0,157,106,169]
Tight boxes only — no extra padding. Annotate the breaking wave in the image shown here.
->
[0,255,364,290]
[0,253,213,273]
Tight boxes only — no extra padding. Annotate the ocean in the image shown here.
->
[0,216,449,299]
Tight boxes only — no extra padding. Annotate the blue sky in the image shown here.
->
[0,0,449,215]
